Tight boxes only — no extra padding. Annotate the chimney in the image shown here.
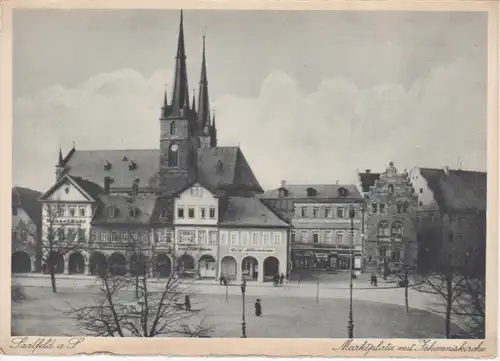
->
[104,176,111,194]
[281,180,286,188]
[365,169,371,174]
[443,166,450,176]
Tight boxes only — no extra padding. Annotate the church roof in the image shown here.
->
[420,168,486,213]
[63,146,263,194]
[219,197,290,227]
[12,187,42,227]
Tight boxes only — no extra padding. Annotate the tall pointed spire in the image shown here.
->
[192,89,196,112]
[58,146,63,166]
[161,84,168,118]
[210,110,217,147]
[171,10,190,115]
[197,34,210,132]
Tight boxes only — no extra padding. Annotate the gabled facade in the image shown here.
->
[362,162,418,273]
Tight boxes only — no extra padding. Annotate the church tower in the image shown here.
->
[159,10,198,194]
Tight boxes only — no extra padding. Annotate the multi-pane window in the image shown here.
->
[337,207,345,218]
[313,232,319,244]
[251,232,259,245]
[190,187,203,197]
[324,231,333,243]
[241,232,250,245]
[101,232,108,242]
[188,207,195,219]
[263,232,270,245]
[209,231,217,245]
[313,207,320,218]
[220,231,228,245]
[131,232,138,241]
[198,230,207,244]
[372,203,378,213]
[79,207,86,217]
[325,207,332,218]
[336,231,343,245]
[378,221,390,236]
[177,207,184,219]
[301,230,308,242]
[273,232,281,245]
[230,232,238,245]
[391,222,403,236]
[69,207,76,217]
[301,207,307,217]
[121,232,128,242]
[179,231,194,244]
[200,207,206,219]
[209,207,216,219]
[110,231,116,243]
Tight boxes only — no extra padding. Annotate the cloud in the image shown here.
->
[13,61,486,193]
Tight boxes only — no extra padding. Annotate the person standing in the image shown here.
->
[185,294,191,311]
[255,299,262,317]
[279,273,285,285]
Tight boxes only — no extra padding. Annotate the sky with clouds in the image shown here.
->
[13,9,487,192]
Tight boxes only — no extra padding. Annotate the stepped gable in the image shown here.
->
[219,196,289,227]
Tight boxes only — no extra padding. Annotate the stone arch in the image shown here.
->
[129,253,148,276]
[11,251,31,273]
[220,255,237,280]
[108,252,127,276]
[241,256,259,281]
[68,252,85,274]
[263,256,280,278]
[155,253,172,278]
[89,252,107,277]
[48,251,65,274]
[198,254,216,279]
[177,254,195,271]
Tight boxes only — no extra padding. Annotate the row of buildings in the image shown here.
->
[11,11,487,282]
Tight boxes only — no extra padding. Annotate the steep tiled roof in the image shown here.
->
[420,168,486,213]
[71,176,105,200]
[92,194,158,225]
[12,187,42,227]
[219,197,290,227]
[63,147,263,193]
[358,172,381,193]
[261,184,363,200]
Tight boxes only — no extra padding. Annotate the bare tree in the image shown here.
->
[41,202,86,293]
[65,250,214,337]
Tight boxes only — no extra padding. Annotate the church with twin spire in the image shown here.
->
[37,11,289,283]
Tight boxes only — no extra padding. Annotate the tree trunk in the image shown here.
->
[445,274,453,338]
[49,263,57,293]
[404,277,409,313]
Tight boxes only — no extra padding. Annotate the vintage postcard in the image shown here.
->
[0,0,498,357]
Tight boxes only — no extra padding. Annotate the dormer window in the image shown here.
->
[108,206,116,218]
[128,160,137,170]
[122,156,128,162]
[338,187,348,197]
[104,161,112,171]
[306,187,317,197]
[216,160,224,173]
[278,188,288,197]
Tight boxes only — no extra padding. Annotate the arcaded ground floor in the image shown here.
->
[12,284,461,338]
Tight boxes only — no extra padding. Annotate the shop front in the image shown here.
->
[292,247,363,274]
[175,244,218,279]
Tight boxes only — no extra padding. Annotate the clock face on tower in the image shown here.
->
[171,144,179,152]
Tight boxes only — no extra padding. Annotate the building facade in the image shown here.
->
[11,187,42,273]
[408,166,486,275]
[261,183,364,275]
[359,162,418,272]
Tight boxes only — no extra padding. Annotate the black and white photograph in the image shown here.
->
[4,1,497,356]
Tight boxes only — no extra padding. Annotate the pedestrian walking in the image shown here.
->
[219,275,224,286]
[255,299,262,317]
[370,273,376,286]
[185,294,191,311]
[279,273,284,285]
[374,274,378,287]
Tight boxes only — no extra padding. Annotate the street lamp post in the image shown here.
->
[347,206,355,339]
[241,280,247,338]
